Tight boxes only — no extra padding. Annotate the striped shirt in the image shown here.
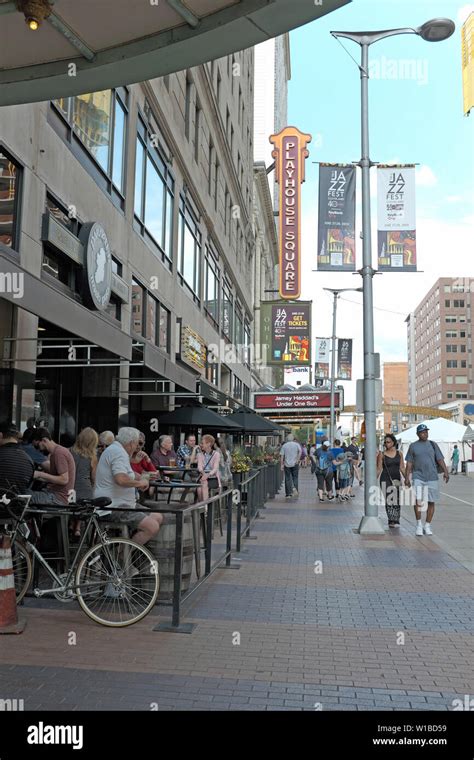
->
[0,443,35,496]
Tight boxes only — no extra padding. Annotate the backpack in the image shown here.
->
[316,451,330,473]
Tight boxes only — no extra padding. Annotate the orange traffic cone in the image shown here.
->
[0,535,26,634]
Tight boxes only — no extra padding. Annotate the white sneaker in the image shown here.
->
[423,524,433,536]
[292,488,299,497]
[415,524,423,536]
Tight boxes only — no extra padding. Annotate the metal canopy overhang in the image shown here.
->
[0,0,351,106]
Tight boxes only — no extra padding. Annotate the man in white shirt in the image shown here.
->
[280,434,302,499]
[94,427,163,544]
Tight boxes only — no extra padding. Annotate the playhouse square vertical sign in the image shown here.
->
[270,127,312,299]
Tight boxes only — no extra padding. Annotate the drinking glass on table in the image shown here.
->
[169,458,176,467]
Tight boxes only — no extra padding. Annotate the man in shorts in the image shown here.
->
[94,427,163,544]
[404,423,449,537]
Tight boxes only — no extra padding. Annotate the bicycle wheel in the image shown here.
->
[12,540,32,603]
[75,538,159,627]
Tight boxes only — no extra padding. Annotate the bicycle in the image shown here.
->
[1,493,160,627]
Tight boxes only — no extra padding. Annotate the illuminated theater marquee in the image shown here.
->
[270,127,312,299]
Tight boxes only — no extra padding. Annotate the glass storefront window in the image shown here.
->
[0,152,20,250]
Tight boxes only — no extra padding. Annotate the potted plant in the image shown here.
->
[231,448,252,487]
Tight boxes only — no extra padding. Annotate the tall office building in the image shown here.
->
[406,278,473,407]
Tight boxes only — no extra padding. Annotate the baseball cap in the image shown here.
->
[321,440,330,447]
[416,424,429,433]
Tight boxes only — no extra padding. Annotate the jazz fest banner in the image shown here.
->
[377,165,417,271]
[260,301,311,366]
[317,164,356,271]
[269,126,312,298]
[314,337,330,379]
[337,338,352,380]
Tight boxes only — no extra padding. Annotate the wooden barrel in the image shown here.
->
[146,512,194,601]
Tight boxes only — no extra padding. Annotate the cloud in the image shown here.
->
[416,165,437,187]
[299,207,472,404]
[446,195,464,203]
[457,4,474,23]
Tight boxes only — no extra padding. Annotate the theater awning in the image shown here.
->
[0,0,351,106]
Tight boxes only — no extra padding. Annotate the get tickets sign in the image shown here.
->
[270,126,311,299]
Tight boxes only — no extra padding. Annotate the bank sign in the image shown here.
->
[254,391,343,413]
[269,126,311,299]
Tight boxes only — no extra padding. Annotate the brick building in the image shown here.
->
[406,278,473,407]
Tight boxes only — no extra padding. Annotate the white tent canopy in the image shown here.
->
[397,417,472,469]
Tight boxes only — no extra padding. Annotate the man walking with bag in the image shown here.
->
[280,434,302,499]
[404,424,449,537]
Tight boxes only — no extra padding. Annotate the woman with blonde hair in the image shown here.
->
[70,427,98,538]
[197,434,221,501]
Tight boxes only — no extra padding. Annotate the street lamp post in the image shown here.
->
[324,287,362,445]
[330,18,454,535]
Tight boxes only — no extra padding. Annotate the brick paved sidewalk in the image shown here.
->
[1,469,472,711]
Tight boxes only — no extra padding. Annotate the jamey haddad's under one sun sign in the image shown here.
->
[269,127,311,299]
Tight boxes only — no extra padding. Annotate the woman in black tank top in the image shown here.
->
[376,433,406,527]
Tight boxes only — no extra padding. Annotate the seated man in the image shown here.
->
[0,422,35,496]
[29,428,76,506]
[151,435,178,470]
[94,427,163,545]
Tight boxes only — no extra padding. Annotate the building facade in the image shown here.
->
[382,362,409,433]
[406,277,473,408]
[0,49,279,443]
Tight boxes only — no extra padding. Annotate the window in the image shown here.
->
[132,278,169,351]
[222,279,233,341]
[177,196,201,299]
[244,321,251,366]
[194,100,201,161]
[444,285,451,292]
[216,71,221,111]
[204,245,219,325]
[208,140,214,197]
[460,331,466,338]
[42,195,81,292]
[461,360,467,368]
[453,299,465,308]
[235,305,244,350]
[233,376,243,400]
[214,159,219,211]
[445,316,456,323]
[460,344,467,353]
[0,151,21,251]
[53,89,128,202]
[445,300,450,307]
[456,393,468,399]
[105,294,121,322]
[447,392,453,398]
[185,73,193,139]
[134,115,174,262]
[206,357,218,386]
[446,345,457,352]
[131,279,145,335]
[455,376,468,384]
[243,384,250,406]
[447,360,458,368]
[446,331,458,338]
[159,304,170,352]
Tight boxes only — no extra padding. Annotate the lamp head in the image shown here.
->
[416,18,455,42]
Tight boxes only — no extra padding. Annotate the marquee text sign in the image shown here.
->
[269,126,311,299]
[254,391,342,413]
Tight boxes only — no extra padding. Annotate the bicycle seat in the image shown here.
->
[75,497,112,508]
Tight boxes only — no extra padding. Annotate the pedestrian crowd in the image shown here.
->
[281,422,452,538]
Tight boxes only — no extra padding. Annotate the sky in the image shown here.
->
[286,0,474,403]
